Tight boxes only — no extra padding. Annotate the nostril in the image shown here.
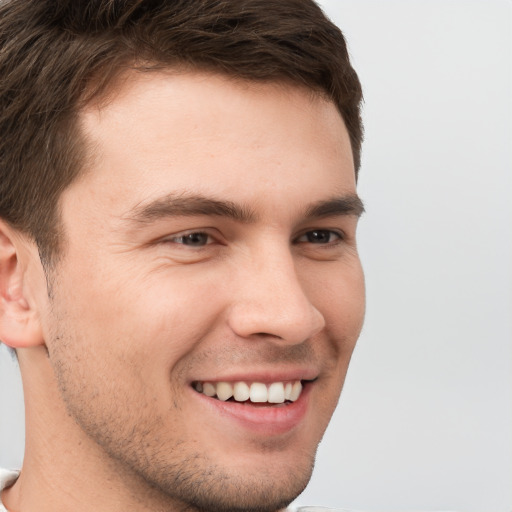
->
[253,332,282,339]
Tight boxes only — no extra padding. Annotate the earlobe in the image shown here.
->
[0,222,44,349]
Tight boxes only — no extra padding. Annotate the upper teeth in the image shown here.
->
[194,380,303,404]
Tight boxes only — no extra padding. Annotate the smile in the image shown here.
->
[193,380,303,404]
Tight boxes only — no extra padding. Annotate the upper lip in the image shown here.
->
[189,367,319,385]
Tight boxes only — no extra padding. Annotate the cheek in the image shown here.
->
[307,259,366,333]
[312,261,366,377]
[50,259,228,380]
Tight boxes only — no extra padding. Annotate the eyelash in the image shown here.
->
[170,232,213,247]
[295,229,344,245]
[167,229,344,248]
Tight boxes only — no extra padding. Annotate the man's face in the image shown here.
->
[39,72,365,511]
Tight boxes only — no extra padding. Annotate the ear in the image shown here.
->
[0,220,44,349]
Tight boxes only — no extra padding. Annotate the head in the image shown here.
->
[0,1,364,511]
[0,0,363,267]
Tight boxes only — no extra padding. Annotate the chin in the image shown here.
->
[160,463,313,512]
[129,444,316,512]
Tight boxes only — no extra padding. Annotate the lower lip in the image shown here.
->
[191,383,311,436]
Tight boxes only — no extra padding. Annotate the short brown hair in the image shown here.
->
[0,0,363,265]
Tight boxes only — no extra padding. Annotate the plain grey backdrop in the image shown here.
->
[1,1,511,511]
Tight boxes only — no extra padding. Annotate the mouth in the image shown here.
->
[190,376,316,435]
[192,380,305,406]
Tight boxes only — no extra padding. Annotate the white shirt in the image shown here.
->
[0,469,19,512]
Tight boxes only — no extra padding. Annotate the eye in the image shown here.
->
[296,229,342,244]
[171,232,212,247]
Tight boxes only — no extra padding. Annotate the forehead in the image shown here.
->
[71,70,355,222]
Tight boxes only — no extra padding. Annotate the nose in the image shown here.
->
[227,248,326,344]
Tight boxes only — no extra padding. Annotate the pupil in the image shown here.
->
[186,233,207,246]
[308,230,329,243]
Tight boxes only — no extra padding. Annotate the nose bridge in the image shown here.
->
[228,241,325,343]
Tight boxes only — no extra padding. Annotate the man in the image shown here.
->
[0,1,364,511]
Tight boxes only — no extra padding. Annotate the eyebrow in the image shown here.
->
[125,193,257,224]
[303,195,365,219]
[124,192,364,225]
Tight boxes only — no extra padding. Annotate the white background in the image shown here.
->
[1,1,511,511]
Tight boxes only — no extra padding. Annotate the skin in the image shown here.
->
[0,71,365,512]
